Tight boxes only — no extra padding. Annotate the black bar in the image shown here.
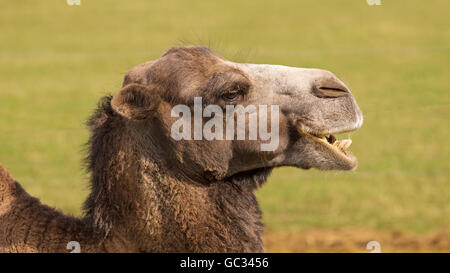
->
[0,253,447,272]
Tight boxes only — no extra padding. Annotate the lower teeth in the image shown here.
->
[334,139,352,150]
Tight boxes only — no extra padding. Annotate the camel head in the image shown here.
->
[110,46,363,183]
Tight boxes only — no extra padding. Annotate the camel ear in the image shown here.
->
[111,83,161,120]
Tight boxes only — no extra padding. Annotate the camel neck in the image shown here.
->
[82,99,266,252]
[84,143,266,252]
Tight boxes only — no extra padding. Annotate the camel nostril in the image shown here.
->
[313,78,349,98]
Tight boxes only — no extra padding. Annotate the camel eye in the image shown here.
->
[221,91,242,102]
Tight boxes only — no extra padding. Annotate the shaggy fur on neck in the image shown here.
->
[81,96,272,252]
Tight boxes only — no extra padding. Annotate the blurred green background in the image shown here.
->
[0,0,449,234]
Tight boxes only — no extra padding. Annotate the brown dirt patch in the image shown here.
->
[263,228,450,253]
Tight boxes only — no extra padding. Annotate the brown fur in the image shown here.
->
[0,95,268,252]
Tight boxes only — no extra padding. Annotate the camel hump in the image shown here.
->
[0,163,15,186]
[0,163,16,198]
[0,163,17,215]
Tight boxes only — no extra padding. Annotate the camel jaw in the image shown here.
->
[300,127,358,170]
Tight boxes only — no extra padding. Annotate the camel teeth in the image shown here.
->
[340,139,352,150]
[333,140,340,147]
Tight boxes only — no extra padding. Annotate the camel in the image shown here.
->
[0,46,363,252]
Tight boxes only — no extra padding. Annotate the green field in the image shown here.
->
[0,0,449,234]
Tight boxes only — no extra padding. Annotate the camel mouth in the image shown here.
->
[295,122,359,170]
[307,131,353,157]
